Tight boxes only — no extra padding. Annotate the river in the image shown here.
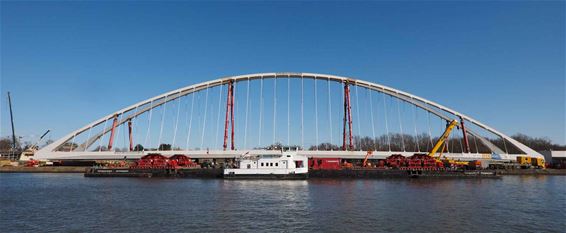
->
[1,174,564,232]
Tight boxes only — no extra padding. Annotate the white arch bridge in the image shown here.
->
[33,72,542,161]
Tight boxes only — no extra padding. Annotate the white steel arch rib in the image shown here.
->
[35,72,542,159]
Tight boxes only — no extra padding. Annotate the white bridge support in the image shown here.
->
[34,72,543,161]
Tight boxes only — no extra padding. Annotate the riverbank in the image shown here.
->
[0,166,86,173]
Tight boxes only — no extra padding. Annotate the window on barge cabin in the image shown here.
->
[261,163,264,167]
[270,163,273,166]
[294,161,304,168]
[275,163,278,167]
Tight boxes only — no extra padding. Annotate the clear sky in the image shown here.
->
[1,1,564,146]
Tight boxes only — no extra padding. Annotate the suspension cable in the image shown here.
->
[114,113,124,151]
[259,77,264,147]
[122,115,127,150]
[473,133,479,153]
[427,111,433,151]
[288,77,291,147]
[355,84,361,150]
[200,85,209,149]
[413,104,420,152]
[185,90,195,150]
[314,77,319,150]
[157,96,168,148]
[215,82,223,148]
[369,89,376,151]
[131,105,139,151]
[98,119,108,151]
[382,93,391,151]
[441,118,449,154]
[144,100,153,150]
[85,126,93,152]
[244,78,250,149]
[458,127,464,153]
[272,77,277,145]
[172,92,182,149]
[502,136,509,154]
[69,133,76,152]
[327,78,333,148]
[301,76,304,149]
[397,98,406,152]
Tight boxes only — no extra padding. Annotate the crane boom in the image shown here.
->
[428,119,459,158]
[362,150,373,167]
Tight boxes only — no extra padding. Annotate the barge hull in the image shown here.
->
[223,173,308,180]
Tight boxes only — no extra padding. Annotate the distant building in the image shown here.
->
[540,151,566,168]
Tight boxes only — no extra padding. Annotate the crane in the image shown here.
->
[428,119,459,158]
[362,150,373,167]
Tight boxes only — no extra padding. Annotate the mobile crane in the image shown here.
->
[428,119,459,158]
[428,119,468,166]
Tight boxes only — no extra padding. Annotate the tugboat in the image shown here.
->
[223,151,308,179]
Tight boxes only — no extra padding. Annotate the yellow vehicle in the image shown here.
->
[532,157,545,168]
[516,156,545,169]
[516,156,531,166]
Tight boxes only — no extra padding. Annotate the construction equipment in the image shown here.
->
[309,158,341,170]
[517,156,545,169]
[30,130,50,150]
[362,150,373,167]
[341,159,354,169]
[532,157,545,168]
[385,154,407,168]
[428,119,459,158]
[516,156,531,167]
[425,119,472,168]
[7,92,17,150]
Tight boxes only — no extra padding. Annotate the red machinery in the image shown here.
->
[131,154,170,169]
[25,159,39,167]
[169,154,198,168]
[385,154,407,168]
[309,158,342,170]
[130,154,199,169]
[406,154,444,170]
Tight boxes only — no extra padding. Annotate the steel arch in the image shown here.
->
[35,72,543,159]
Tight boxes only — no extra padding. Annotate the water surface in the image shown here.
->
[1,174,564,232]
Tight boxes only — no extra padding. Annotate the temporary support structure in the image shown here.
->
[459,116,471,153]
[342,81,354,151]
[223,80,235,150]
[107,115,118,150]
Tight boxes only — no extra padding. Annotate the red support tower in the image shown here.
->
[107,114,119,150]
[342,81,354,151]
[128,120,134,151]
[223,80,235,150]
[459,116,471,153]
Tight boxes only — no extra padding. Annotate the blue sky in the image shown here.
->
[1,1,564,146]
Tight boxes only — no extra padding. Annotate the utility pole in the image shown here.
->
[7,92,17,150]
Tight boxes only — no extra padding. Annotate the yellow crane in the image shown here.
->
[428,119,458,158]
[428,119,469,166]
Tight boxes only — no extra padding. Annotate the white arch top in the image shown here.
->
[35,72,543,159]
